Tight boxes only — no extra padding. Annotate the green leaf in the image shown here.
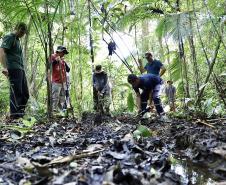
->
[127,92,135,112]
[133,125,152,139]
[137,125,152,137]
[133,130,141,140]
[23,117,37,127]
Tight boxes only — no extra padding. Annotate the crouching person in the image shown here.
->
[50,46,69,112]
[93,65,111,115]
[128,74,168,121]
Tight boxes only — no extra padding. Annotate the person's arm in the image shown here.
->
[65,62,70,72]
[0,48,8,76]
[101,73,109,94]
[93,74,98,91]
[173,86,176,97]
[138,59,146,74]
[51,55,61,65]
[135,92,142,111]
[0,35,14,76]
[160,66,166,77]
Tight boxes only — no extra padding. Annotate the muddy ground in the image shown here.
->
[0,113,226,185]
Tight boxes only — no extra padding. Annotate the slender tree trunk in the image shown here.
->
[196,39,222,105]
[88,0,95,109]
[46,1,53,117]
[179,38,190,98]
[62,22,65,46]
[164,37,171,80]
[23,18,32,71]
[141,20,149,53]
[187,0,200,96]
[158,37,164,62]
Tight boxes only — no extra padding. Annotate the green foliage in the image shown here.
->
[201,98,225,117]
[117,1,166,30]
[0,0,225,120]
[23,117,37,127]
[133,125,152,140]
[127,92,135,112]
[156,12,193,41]
[169,53,182,82]
[0,78,9,115]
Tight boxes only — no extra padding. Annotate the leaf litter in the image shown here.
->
[0,113,226,184]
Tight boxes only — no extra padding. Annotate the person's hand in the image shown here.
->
[98,91,103,96]
[55,56,61,62]
[2,68,8,77]
[138,58,142,64]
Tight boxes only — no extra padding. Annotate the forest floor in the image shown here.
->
[0,113,226,185]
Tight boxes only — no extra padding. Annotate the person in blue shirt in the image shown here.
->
[127,73,165,117]
[138,52,166,76]
[138,52,166,112]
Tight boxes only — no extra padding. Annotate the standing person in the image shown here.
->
[93,65,111,115]
[50,46,69,112]
[127,73,168,120]
[0,22,29,119]
[165,80,176,112]
[138,52,166,76]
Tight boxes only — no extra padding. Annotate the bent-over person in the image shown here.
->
[128,74,168,121]
[93,65,111,115]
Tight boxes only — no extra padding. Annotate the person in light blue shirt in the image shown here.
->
[138,52,166,76]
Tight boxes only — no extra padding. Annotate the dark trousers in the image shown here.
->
[141,84,164,115]
[93,89,101,111]
[8,69,29,118]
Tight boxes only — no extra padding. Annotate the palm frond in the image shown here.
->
[169,53,182,82]
[156,11,194,41]
[117,1,166,30]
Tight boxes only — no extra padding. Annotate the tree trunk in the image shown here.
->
[88,0,95,110]
[141,20,149,53]
[196,39,222,105]
[179,37,190,98]
[46,1,53,117]
[164,37,171,80]
[187,0,200,95]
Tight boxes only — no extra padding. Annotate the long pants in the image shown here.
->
[8,69,29,118]
[141,84,164,115]
[52,82,66,111]
[93,89,110,113]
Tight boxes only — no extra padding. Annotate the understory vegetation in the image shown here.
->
[0,1,226,184]
[0,0,225,119]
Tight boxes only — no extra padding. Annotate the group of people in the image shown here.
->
[0,22,176,120]
[127,52,176,119]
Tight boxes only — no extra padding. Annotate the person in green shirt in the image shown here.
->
[0,22,29,119]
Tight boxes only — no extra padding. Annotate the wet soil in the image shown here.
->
[0,113,226,185]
